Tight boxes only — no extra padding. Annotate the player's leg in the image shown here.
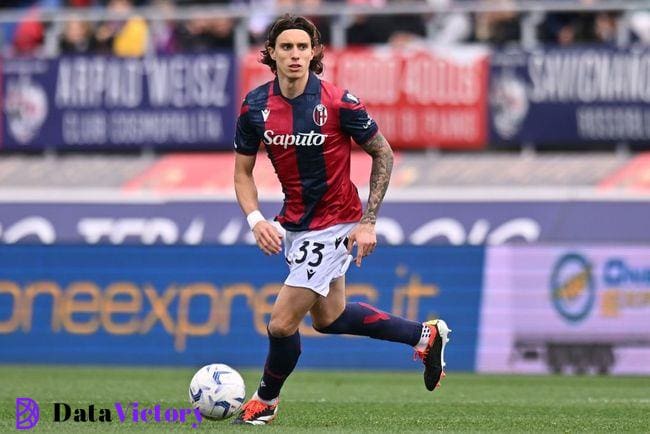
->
[309,275,346,329]
[233,284,319,425]
[261,284,319,400]
[311,275,451,391]
[312,274,424,344]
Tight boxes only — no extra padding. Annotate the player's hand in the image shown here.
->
[252,221,283,255]
[346,223,376,267]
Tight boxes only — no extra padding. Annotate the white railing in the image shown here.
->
[1,1,649,23]
[0,0,648,52]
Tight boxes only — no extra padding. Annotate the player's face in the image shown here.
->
[270,29,314,80]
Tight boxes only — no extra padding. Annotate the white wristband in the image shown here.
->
[246,210,265,230]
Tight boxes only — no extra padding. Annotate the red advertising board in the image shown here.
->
[240,46,489,150]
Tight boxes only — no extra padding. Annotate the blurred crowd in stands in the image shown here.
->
[1,0,649,57]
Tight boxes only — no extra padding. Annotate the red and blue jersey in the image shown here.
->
[235,73,378,231]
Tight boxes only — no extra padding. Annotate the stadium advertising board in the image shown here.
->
[490,46,650,146]
[240,46,489,150]
[0,245,484,370]
[478,245,650,375]
[0,199,648,245]
[0,54,236,150]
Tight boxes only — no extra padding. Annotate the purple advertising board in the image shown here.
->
[479,245,650,375]
[1,54,236,150]
[490,46,650,146]
[0,199,649,245]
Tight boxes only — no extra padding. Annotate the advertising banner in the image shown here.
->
[478,245,650,375]
[0,245,484,370]
[0,199,649,245]
[240,46,489,150]
[1,53,237,150]
[490,46,650,146]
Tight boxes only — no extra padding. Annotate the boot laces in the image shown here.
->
[241,399,271,421]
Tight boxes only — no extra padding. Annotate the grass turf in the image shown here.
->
[1,365,649,432]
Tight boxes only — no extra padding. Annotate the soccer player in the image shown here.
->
[232,14,451,425]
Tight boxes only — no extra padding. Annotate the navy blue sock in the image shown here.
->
[257,330,301,401]
[315,302,422,346]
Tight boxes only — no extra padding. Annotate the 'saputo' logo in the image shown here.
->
[15,397,39,430]
[550,253,595,322]
[262,130,327,148]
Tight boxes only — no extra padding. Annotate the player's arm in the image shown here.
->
[234,152,282,255]
[359,132,393,225]
[347,132,394,266]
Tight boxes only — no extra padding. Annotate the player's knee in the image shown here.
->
[311,306,345,332]
[312,312,345,333]
[267,318,298,337]
[312,317,335,332]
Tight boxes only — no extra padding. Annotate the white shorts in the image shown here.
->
[283,222,356,297]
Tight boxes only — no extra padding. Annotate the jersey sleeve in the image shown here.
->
[234,100,261,155]
[339,90,379,145]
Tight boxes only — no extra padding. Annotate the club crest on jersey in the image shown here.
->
[312,104,328,127]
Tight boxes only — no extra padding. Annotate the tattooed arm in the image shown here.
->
[358,132,394,224]
[346,132,394,266]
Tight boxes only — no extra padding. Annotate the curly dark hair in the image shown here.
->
[260,15,324,75]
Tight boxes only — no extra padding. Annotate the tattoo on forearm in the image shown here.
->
[359,133,393,225]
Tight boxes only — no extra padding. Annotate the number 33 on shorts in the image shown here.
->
[294,241,325,267]
[283,223,355,297]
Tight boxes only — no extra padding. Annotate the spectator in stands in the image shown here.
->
[345,0,391,45]
[385,0,427,47]
[541,10,619,46]
[347,0,468,47]
[58,16,96,54]
[591,11,618,44]
[149,0,181,54]
[7,0,60,56]
[541,12,590,45]
[540,0,620,46]
[175,0,236,50]
[177,17,235,51]
[94,0,148,57]
[473,0,521,46]
[12,7,45,55]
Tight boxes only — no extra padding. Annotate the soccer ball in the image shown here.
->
[188,363,246,420]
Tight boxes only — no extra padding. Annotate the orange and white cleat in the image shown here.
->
[414,319,451,391]
[231,397,279,425]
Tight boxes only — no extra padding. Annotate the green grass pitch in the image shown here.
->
[1,365,649,432]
